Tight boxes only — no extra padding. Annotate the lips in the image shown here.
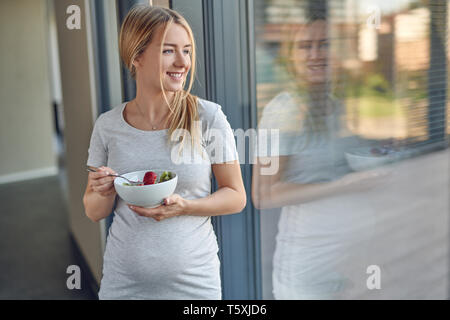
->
[307,64,327,71]
[167,72,184,80]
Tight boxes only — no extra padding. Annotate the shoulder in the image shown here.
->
[267,91,296,107]
[197,98,222,121]
[197,98,229,128]
[258,91,303,131]
[93,102,125,128]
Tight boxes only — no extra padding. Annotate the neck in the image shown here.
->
[307,82,333,115]
[134,82,176,118]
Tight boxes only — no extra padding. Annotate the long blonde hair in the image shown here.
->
[119,5,200,152]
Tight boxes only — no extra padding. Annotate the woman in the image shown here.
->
[83,5,246,300]
[252,17,386,299]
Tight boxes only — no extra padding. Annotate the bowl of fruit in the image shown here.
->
[114,170,177,208]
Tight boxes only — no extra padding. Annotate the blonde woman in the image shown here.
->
[83,5,246,299]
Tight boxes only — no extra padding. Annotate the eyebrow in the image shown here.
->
[162,43,192,47]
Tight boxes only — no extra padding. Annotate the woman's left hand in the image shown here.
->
[128,194,188,221]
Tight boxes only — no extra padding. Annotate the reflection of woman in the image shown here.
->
[83,6,246,299]
[252,18,380,299]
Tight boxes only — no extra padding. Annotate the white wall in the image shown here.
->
[53,0,104,285]
[0,0,57,183]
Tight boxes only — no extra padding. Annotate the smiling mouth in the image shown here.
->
[308,64,327,71]
[167,72,184,79]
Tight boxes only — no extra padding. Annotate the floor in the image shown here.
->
[0,135,97,300]
[260,148,450,299]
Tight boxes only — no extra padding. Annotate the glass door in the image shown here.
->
[253,0,449,299]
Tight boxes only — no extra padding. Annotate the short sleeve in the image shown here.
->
[203,105,239,164]
[86,115,107,167]
[256,92,304,157]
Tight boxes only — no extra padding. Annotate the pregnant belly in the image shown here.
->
[103,222,219,286]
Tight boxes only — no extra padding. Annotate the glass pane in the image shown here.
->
[253,0,448,299]
[151,0,170,7]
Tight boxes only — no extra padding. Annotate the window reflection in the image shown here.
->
[149,0,170,8]
[254,0,448,299]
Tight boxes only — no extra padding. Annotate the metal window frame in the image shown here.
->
[173,0,262,299]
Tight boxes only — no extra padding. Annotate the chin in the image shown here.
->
[163,82,185,93]
[164,86,184,93]
[307,74,327,84]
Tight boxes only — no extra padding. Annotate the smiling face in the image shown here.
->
[133,23,192,94]
[292,19,329,85]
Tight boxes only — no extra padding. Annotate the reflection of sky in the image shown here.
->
[266,0,418,24]
[350,0,416,15]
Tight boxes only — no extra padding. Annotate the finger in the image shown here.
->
[94,166,117,177]
[90,170,110,180]
[164,194,180,206]
[128,205,164,218]
[92,175,116,187]
[94,183,115,193]
[128,205,148,217]
[100,166,117,175]
[98,176,116,185]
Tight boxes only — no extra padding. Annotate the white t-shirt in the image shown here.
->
[87,98,238,299]
[256,92,376,299]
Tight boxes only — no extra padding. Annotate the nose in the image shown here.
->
[309,43,320,60]
[174,50,189,68]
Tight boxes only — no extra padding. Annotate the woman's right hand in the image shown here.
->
[88,166,117,197]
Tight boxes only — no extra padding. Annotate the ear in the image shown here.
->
[132,53,143,69]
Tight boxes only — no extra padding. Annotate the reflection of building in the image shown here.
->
[395,8,430,71]
[358,25,378,62]
[352,7,430,86]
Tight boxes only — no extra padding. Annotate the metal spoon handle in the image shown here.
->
[86,166,142,185]
[86,166,98,173]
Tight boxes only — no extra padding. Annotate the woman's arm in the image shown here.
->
[187,160,246,215]
[251,155,387,210]
[128,160,247,221]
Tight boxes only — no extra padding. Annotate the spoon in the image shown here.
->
[86,166,143,186]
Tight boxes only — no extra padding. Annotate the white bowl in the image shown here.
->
[345,149,396,172]
[114,170,178,208]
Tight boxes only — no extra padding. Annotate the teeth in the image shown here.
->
[168,73,182,78]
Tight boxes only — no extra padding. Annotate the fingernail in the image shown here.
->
[129,205,134,209]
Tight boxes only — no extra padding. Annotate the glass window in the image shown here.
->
[253,0,448,299]
[150,0,170,7]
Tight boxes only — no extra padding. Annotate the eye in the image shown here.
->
[320,41,329,49]
[162,49,174,54]
[183,49,191,55]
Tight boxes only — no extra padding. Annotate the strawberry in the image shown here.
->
[143,171,158,185]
